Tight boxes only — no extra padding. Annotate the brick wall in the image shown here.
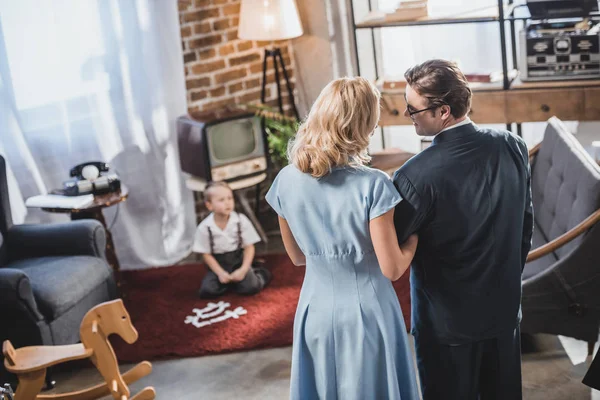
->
[178,0,298,115]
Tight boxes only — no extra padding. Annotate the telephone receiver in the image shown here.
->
[70,162,109,180]
[63,161,120,196]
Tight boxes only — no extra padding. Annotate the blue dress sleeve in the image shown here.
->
[369,172,402,220]
[265,169,285,219]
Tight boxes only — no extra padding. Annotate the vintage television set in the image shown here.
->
[177,110,268,183]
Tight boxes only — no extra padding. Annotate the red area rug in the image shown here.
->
[113,254,411,362]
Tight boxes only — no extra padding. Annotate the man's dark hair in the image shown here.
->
[404,59,472,119]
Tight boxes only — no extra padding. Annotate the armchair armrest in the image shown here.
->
[528,142,542,162]
[527,208,600,263]
[6,220,107,262]
[0,268,44,321]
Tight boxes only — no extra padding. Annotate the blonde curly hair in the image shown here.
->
[288,77,381,178]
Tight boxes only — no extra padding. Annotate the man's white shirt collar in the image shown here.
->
[437,117,472,135]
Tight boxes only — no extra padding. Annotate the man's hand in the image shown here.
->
[218,272,232,284]
[229,268,248,282]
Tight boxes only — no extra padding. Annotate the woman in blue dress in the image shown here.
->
[266,77,419,399]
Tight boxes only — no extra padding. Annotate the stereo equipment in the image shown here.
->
[525,0,599,19]
[519,20,600,81]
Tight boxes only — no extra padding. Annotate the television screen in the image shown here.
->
[207,117,258,162]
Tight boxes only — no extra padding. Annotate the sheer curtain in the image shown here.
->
[0,0,196,270]
[356,0,579,152]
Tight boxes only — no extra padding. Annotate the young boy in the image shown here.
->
[193,181,272,298]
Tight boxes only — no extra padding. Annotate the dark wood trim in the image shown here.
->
[527,209,600,263]
[528,142,542,161]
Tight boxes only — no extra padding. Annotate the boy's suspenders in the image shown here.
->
[207,226,214,254]
[206,214,243,254]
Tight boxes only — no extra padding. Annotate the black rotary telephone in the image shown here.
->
[62,161,121,196]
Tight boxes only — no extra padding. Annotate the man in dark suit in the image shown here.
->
[393,59,534,399]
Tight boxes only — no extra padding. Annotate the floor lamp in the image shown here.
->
[238,0,303,120]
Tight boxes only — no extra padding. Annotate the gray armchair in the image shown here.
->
[0,155,117,378]
[521,117,600,350]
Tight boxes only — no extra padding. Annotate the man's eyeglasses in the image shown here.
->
[406,105,439,117]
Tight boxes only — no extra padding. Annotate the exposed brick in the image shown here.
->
[213,18,231,31]
[199,48,217,60]
[193,22,212,35]
[245,78,261,89]
[178,1,192,12]
[179,1,296,117]
[229,52,261,66]
[183,52,197,63]
[210,87,226,97]
[183,8,220,23]
[188,106,201,115]
[249,62,271,74]
[186,77,211,90]
[182,40,186,51]
[266,69,294,82]
[215,68,247,84]
[189,34,222,49]
[237,40,253,52]
[191,59,226,74]
[181,26,192,38]
[228,82,244,94]
[191,90,208,101]
[226,30,238,41]
[222,3,240,16]
[203,98,236,111]
[219,43,235,56]
[236,88,270,104]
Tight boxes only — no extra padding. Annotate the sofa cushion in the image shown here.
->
[7,255,112,320]
[531,118,600,260]
[522,221,558,280]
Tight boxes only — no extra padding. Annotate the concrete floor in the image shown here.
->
[42,232,598,399]
[41,141,600,400]
[45,332,597,399]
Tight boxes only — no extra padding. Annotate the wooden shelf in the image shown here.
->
[356,5,500,29]
[510,77,600,90]
[380,79,600,126]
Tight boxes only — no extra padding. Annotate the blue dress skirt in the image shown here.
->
[266,164,419,400]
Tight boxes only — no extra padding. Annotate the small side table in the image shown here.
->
[42,187,128,279]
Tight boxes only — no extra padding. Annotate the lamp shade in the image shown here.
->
[238,0,303,41]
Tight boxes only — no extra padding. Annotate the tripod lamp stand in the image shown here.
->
[238,0,303,120]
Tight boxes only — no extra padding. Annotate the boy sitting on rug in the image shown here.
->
[193,181,272,298]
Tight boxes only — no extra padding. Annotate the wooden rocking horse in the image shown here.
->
[2,299,155,400]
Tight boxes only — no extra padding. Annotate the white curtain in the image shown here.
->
[356,0,580,152]
[0,0,196,270]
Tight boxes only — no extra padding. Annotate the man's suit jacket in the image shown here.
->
[393,122,533,345]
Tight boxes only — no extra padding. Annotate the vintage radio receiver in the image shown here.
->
[519,20,600,81]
